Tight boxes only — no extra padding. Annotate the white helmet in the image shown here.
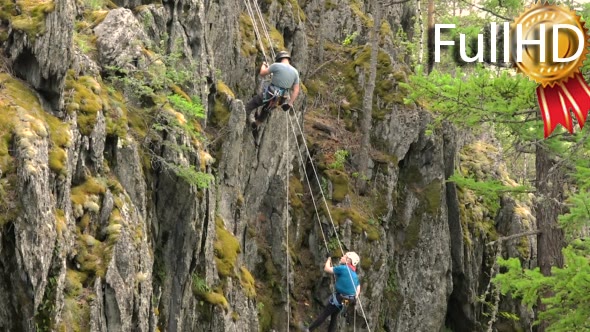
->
[345,252,360,267]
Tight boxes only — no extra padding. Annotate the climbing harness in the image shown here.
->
[261,83,288,112]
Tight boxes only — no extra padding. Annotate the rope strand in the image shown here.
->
[291,115,372,332]
[287,114,330,251]
[252,0,276,60]
[285,109,290,331]
[244,0,271,63]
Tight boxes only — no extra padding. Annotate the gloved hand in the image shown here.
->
[281,103,293,112]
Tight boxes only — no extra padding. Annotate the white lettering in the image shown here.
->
[516,23,545,62]
[459,33,484,62]
[435,24,456,62]
[553,24,584,62]
[503,22,510,62]
[490,22,497,62]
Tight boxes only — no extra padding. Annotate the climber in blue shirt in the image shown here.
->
[300,252,361,332]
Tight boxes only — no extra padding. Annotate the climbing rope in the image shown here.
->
[244,0,277,64]
[285,108,291,331]
[244,0,271,64]
[251,0,276,61]
[288,114,372,332]
[287,114,331,252]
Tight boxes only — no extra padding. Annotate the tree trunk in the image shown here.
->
[417,0,423,65]
[426,0,435,73]
[358,1,380,189]
[534,142,566,332]
[317,0,325,63]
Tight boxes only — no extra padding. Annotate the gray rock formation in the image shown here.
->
[6,0,75,109]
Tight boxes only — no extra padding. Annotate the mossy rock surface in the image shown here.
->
[66,72,128,139]
[0,74,71,170]
[324,203,380,242]
[325,169,349,202]
[239,266,256,298]
[0,0,55,38]
[214,216,241,278]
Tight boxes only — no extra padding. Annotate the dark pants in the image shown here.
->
[308,302,340,332]
[308,294,356,332]
[245,93,286,124]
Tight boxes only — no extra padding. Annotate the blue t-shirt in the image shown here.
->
[333,265,359,296]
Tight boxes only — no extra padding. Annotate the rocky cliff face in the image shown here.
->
[0,0,536,331]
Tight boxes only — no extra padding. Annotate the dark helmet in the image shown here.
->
[275,51,291,62]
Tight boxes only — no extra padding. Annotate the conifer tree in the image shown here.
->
[403,1,590,330]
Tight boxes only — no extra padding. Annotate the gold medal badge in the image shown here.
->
[512,3,590,137]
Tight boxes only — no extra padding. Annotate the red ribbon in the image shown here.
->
[536,73,590,138]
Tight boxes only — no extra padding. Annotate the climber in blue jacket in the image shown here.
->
[300,252,361,332]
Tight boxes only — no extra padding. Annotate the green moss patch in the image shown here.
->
[349,0,370,26]
[65,269,88,298]
[191,273,229,310]
[48,148,67,175]
[105,87,129,137]
[325,170,349,202]
[324,203,380,241]
[202,291,228,309]
[403,213,422,249]
[238,13,258,57]
[70,177,107,206]
[0,74,71,175]
[211,96,231,127]
[288,176,304,209]
[75,236,108,277]
[239,266,256,298]
[214,216,241,278]
[65,73,107,136]
[59,296,91,332]
[0,0,55,38]
[55,208,66,237]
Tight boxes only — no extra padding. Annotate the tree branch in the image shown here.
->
[381,0,413,6]
[487,230,541,246]
[308,59,335,78]
[458,0,511,21]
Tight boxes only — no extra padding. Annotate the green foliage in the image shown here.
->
[327,237,340,254]
[447,174,529,212]
[35,275,58,331]
[191,273,210,294]
[174,165,214,189]
[83,0,103,10]
[321,177,330,199]
[403,66,538,139]
[328,149,349,170]
[494,245,590,330]
[105,39,212,190]
[560,150,590,240]
[168,94,205,119]
[559,190,590,240]
[342,31,359,46]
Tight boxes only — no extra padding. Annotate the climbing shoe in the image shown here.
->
[281,103,292,112]
[248,112,256,124]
